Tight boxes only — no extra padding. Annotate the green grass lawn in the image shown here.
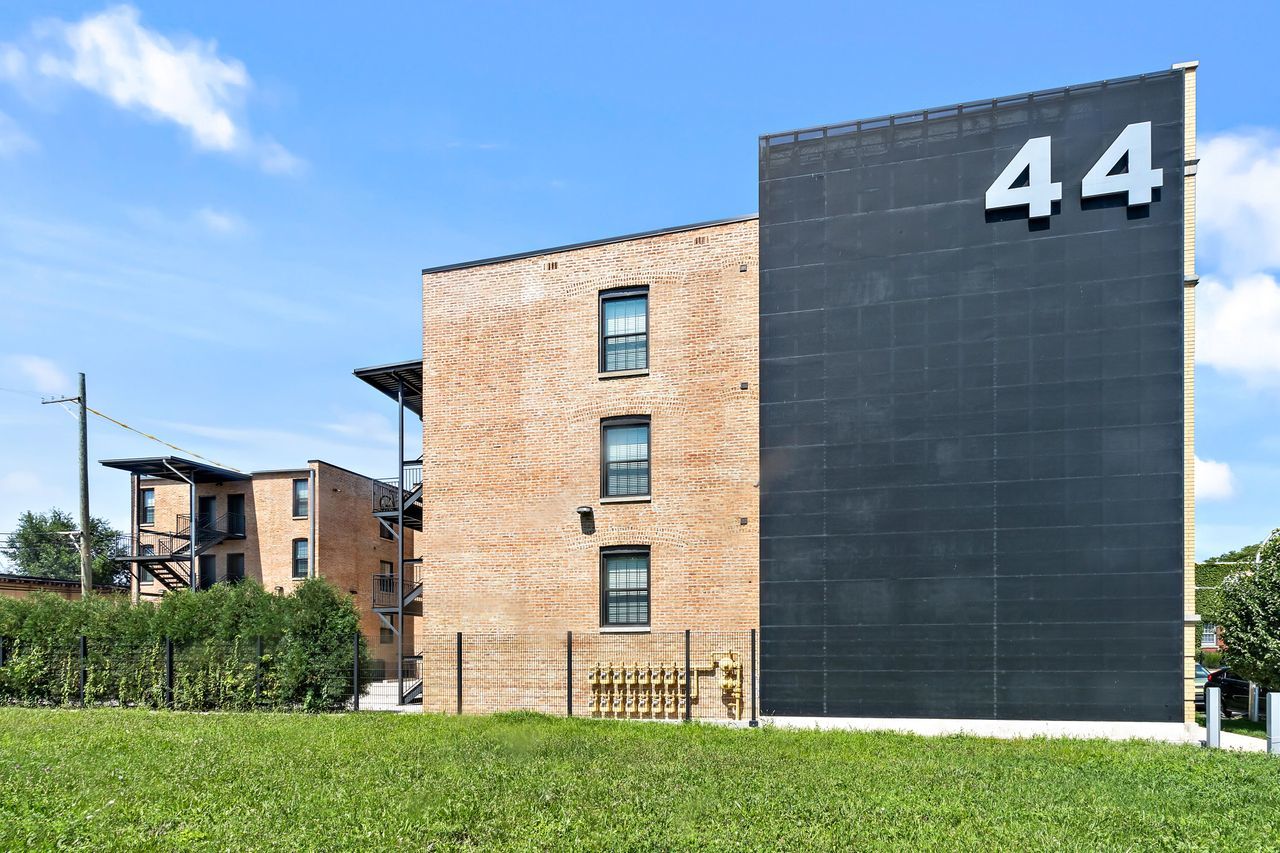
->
[1,709,1277,851]
[1197,712,1269,739]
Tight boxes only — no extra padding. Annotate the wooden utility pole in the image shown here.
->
[42,372,92,597]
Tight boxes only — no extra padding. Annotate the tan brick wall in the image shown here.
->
[417,218,760,661]
[313,461,415,673]
[1177,61,1199,725]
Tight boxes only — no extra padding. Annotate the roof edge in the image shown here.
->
[421,213,758,276]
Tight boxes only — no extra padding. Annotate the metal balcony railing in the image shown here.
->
[371,561,425,611]
[372,459,423,513]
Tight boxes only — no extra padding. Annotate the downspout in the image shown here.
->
[310,465,318,579]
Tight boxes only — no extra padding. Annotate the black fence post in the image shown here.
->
[165,637,174,709]
[255,636,264,706]
[0,636,6,667]
[78,635,87,707]
[566,631,573,717]
[352,631,360,712]
[749,628,758,728]
[456,631,463,715]
[684,629,692,722]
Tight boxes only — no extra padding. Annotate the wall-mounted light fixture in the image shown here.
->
[576,506,594,517]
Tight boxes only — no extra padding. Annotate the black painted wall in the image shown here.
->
[758,71,1186,722]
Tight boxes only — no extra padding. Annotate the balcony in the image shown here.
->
[371,459,423,531]
[372,559,424,616]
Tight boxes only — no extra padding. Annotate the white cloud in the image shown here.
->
[1,5,301,174]
[1198,130,1280,276]
[0,110,36,156]
[1195,455,1236,502]
[194,207,244,235]
[1197,273,1280,386]
[257,138,305,176]
[2,354,70,395]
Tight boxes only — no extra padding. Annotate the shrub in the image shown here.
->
[0,579,372,711]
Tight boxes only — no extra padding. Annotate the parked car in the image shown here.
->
[1194,663,1213,710]
[1203,668,1270,718]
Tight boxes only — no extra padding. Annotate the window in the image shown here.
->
[292,478,309,518]
[1201,624,1218,648]
[140,544,154,585]
[601,547,650,627]
[380,625,394,644]
[292,538,309,579]
[227,494,246,537]
[599,288,648,372]
[139,489,155,526]
[380,560,393,574]
[198,555,216,590]
[226,553,245,585]
[602,417,650,498]
[379,522,394,541]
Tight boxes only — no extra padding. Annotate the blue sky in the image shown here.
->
[0,2,1277,559]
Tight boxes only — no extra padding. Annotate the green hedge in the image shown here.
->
[0,579,373,712]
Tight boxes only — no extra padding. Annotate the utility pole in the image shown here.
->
[42,372,92,597]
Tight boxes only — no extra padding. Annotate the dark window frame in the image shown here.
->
[292,478,309,519]
[291,538,309,579]
[198,554,217,590]
[598,286,649,373]
[139,488,155,526]
[601,415,651,498]
[599,546,651,628]
[226,553,245,585]
[379,625,394,644]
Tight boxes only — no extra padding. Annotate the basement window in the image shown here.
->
[601,547,650,628]
[599,287,648,373]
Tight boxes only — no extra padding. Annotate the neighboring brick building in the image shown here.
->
[101,457,414,678]
[0,574,126,600]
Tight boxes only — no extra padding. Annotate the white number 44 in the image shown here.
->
[985,122,1163,218]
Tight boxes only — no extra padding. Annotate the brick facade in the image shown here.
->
[131,461,413,674]
[417,217,759,637]
[413,218,760,715]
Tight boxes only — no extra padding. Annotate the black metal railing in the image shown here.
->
[371,562,425,610]
[372,459,423,512]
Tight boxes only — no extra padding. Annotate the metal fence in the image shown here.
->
[418,629,759,724]
[0,629,760,723]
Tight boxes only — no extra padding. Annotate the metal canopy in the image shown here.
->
[353,359,423,417]
[99,456,249,483]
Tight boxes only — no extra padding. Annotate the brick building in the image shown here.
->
[0,574,126,600]
[101,457,414,679]
[355,216,761,717]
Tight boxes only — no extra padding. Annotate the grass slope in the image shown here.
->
[0,708,1276,851]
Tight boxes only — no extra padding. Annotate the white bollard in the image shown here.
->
[1206,687,1222,749]
[1268,693,1278,756]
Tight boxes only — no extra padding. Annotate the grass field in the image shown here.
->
[1,709,1277,851]
[1197,712,1269,739]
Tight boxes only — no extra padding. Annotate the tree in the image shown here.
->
[1196,542,1260,619]
[1,509,126,587]
[1211,530,1280,690]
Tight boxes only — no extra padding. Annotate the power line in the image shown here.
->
[41,395,241,472]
